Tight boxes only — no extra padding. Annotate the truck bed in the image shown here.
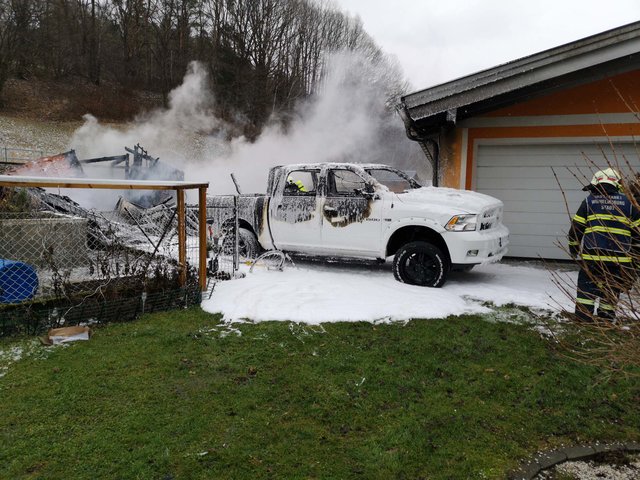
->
[206,194,270,239]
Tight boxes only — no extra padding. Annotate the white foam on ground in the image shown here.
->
[202,261,577,324]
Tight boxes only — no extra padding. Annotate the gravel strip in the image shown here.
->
[535,452,640,479]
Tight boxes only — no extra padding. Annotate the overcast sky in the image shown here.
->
[333,0,640,91]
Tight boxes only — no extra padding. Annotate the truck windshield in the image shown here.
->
[365,168,420,193]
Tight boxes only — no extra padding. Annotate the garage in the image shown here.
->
[474,142,640,259]
[399,22,640,259]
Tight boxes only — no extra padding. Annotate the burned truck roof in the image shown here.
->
[271,162,409,171]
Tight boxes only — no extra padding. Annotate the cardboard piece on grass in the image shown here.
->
[41,326,92,345]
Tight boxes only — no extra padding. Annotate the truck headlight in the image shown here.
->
[445,214,478,231]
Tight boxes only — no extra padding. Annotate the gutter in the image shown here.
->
[397,101,441,187]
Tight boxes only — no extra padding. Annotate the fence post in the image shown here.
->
[233,195,239,273]
[198,186,207,291]
[177,189,186,286]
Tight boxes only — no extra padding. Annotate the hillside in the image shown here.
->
[1,77,162,123]
[0,78,194,158]
[0,77,164,153]
[0,72,428,187]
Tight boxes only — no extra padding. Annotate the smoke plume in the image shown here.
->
[69,52,425,201]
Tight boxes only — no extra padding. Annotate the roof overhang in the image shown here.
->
[400,21,640,137]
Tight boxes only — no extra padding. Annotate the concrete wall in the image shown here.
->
[0,215,88,269]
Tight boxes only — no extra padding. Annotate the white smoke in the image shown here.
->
[69,62,221,174]
[198,51,423,193]
[68,51,424,203]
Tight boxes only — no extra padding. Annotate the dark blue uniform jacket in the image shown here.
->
[569,185,640,262]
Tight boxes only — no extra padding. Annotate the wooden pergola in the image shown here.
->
[0,175,209,291]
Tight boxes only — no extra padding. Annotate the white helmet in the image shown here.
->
[587,168,621,189]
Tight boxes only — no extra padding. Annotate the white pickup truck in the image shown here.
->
[207,163,509,287]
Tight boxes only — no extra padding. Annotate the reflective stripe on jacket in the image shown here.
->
[569,187,640,261]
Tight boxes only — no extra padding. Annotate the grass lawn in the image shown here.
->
[1,308,639,479]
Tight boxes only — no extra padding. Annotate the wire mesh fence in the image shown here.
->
[204,199,241,283]
[203,195,292,288]
[0,147,45,173]
[0,179,208,336]
[0,286,202,336]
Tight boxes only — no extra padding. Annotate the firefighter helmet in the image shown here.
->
[287,176,306,192]
[587,168,621,190]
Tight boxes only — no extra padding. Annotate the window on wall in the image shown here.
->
[283,170,318,196]
[328,169,368,196]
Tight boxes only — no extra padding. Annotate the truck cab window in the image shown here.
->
[284,170,318,196]
[365,168,419,193]
[329,169,368,196]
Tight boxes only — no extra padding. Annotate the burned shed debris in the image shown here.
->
[0,186,196,298]
[7,144,184,208]
[9,150,83,178]
[1,144,192,252]
[0,145,206,335]
[122,144,184,207]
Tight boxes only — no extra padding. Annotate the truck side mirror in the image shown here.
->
[356,183,378,199]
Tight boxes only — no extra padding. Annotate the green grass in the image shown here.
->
[1,308,639,479]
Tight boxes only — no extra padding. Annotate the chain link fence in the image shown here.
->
[0,182,207,336]
[203,197,241,286]
[203,195,291,291]
[0,147,45,174]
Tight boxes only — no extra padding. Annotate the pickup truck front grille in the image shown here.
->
[479,206,503,231]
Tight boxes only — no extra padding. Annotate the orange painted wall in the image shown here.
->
[440,69,640,189]
[486,69,640,117]
[442,128,464,187]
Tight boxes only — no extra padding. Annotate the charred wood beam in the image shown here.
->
[125,145,159,166]
[80,154,129,165]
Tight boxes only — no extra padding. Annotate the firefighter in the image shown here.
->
[568,168,640,321]
[287,176,307,192]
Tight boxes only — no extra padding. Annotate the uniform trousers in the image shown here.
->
[574,259,631,321]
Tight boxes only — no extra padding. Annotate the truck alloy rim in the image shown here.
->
[404,252,441,285]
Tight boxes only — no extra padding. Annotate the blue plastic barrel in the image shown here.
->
[0,259,39,303]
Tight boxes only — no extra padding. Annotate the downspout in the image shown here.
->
[421,137,439,188]
[396,102,440,187]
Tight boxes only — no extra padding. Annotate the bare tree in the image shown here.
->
[550,140,640,378]
[111,0,155,85]
[0,0,410,131]
[0,0,17,100]
[9,0,38,79]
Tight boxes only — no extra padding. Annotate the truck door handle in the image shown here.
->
[323,205,338,216]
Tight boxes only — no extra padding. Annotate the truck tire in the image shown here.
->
[239,228,260,259]
[393,241,449,287]
[222,227,260,260]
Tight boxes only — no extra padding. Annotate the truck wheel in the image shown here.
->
[238,228,260,259]
[222,227,260,259]
[393,241,449,287]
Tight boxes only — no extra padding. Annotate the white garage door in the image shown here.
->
[475,142,640,259]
